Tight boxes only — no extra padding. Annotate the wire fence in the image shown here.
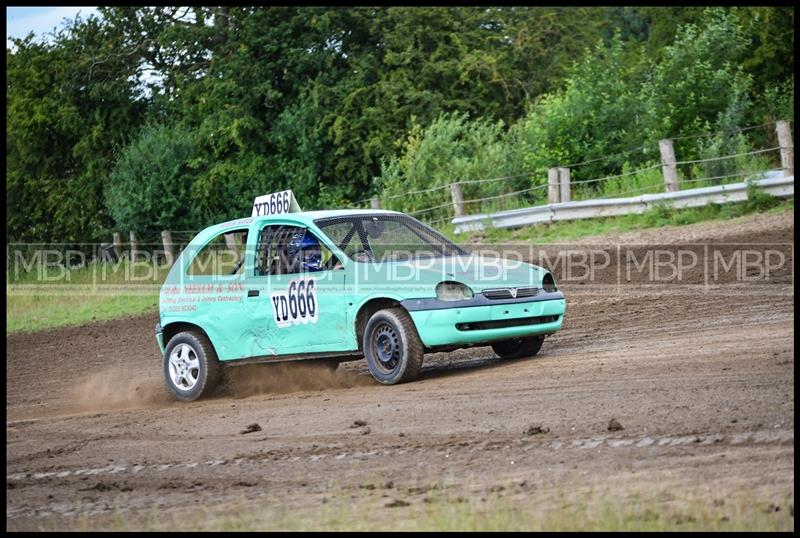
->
[370,119,792,227]
[105,120,793,244]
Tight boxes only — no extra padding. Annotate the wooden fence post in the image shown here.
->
[450,182,465,217]
[370,196,381,209]
[548,168,560,204]
[659,138,679,193]
[161,230,175,266]
[558,167,571,203]
[112,232,122,259]
[129,230,138,262]
[776,120,794,177]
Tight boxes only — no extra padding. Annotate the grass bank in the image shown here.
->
[440,194,793,244]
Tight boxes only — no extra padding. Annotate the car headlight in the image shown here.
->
[436,281,474,301]
[542,272,557,293]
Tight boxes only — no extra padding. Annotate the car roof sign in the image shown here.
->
[252,190,302,217]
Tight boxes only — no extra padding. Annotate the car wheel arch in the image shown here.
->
[354,297,407,350]
[162,321,215,350]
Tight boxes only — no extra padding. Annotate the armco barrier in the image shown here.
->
[452,173,793,233]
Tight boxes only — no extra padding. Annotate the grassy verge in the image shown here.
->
[6,258,167,334]
[6,293,158,334]
[28,486,794,531]
[439,195,793,244]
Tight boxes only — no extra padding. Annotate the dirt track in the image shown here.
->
[6,212,795,530]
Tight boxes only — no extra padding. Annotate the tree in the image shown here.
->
[7,15,146,243]
[105,123,199,232]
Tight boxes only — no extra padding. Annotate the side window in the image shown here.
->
[187,229,248,276]
[364,219,435,261]
[315,220,367,260]
[255,225,340,276]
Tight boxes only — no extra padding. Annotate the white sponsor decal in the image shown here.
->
[252,189,302,217]
[270,277,318,328]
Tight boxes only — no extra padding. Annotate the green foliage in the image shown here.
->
[574,164,664,200]
[756,79,794,125]
[377,112,524,222]
[6,15,146,242]
[641,202,676,227]
[642,8,753,157]
[730,7,794,95]
[512,7,765,203]
[106,123,200,232]
[744,179,780,212]
[5,7,794,241]
[519,34,649,184]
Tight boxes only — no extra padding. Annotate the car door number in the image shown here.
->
[271,277,318,328]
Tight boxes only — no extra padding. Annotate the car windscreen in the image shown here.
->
[314,214,467,262]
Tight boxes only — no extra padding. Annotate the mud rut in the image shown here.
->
[6,213,795,530]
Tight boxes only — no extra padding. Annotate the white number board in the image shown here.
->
[271,277,318,328]
[252,189,302,217]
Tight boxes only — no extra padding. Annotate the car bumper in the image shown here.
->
[405,297,566,347]
[156,322,165,354]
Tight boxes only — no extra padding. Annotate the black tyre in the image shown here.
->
[163,331,221,401]
[491,336,545,360]
[363,308,424,385]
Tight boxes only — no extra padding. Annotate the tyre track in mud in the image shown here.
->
[6,211,795,529]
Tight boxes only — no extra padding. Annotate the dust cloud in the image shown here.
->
[220,360,374,398]
[66,367,173,413]
[63,359,373,412]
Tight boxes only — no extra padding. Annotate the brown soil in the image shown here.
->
[6,212,795,530]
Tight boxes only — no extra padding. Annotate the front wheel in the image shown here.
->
[491,336,544,360]
[163,331,221,401]
[363,308,424,385]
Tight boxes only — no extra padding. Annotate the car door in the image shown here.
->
[179,227,249,361]
[242,222,350,358]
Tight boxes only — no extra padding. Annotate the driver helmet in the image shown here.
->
[287,231,323,272]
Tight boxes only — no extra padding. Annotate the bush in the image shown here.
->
[106,123,200,233]
[519,34,648,183]
[744,179,779,212]
[375,112,525,220]
[642,8,753,159]
[642,201,674,227]
[573,162,664,200]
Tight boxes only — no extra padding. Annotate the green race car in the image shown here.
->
[156,203,566,401]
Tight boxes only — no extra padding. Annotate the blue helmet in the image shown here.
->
[287,231,323,272]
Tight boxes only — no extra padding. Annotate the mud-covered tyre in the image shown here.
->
[363,308,424,385]
[163,331,221,401]
[491,336,544,360]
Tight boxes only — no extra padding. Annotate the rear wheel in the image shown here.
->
[363,308,424,385]
[163,331,221,401]
[491,336,544,360]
